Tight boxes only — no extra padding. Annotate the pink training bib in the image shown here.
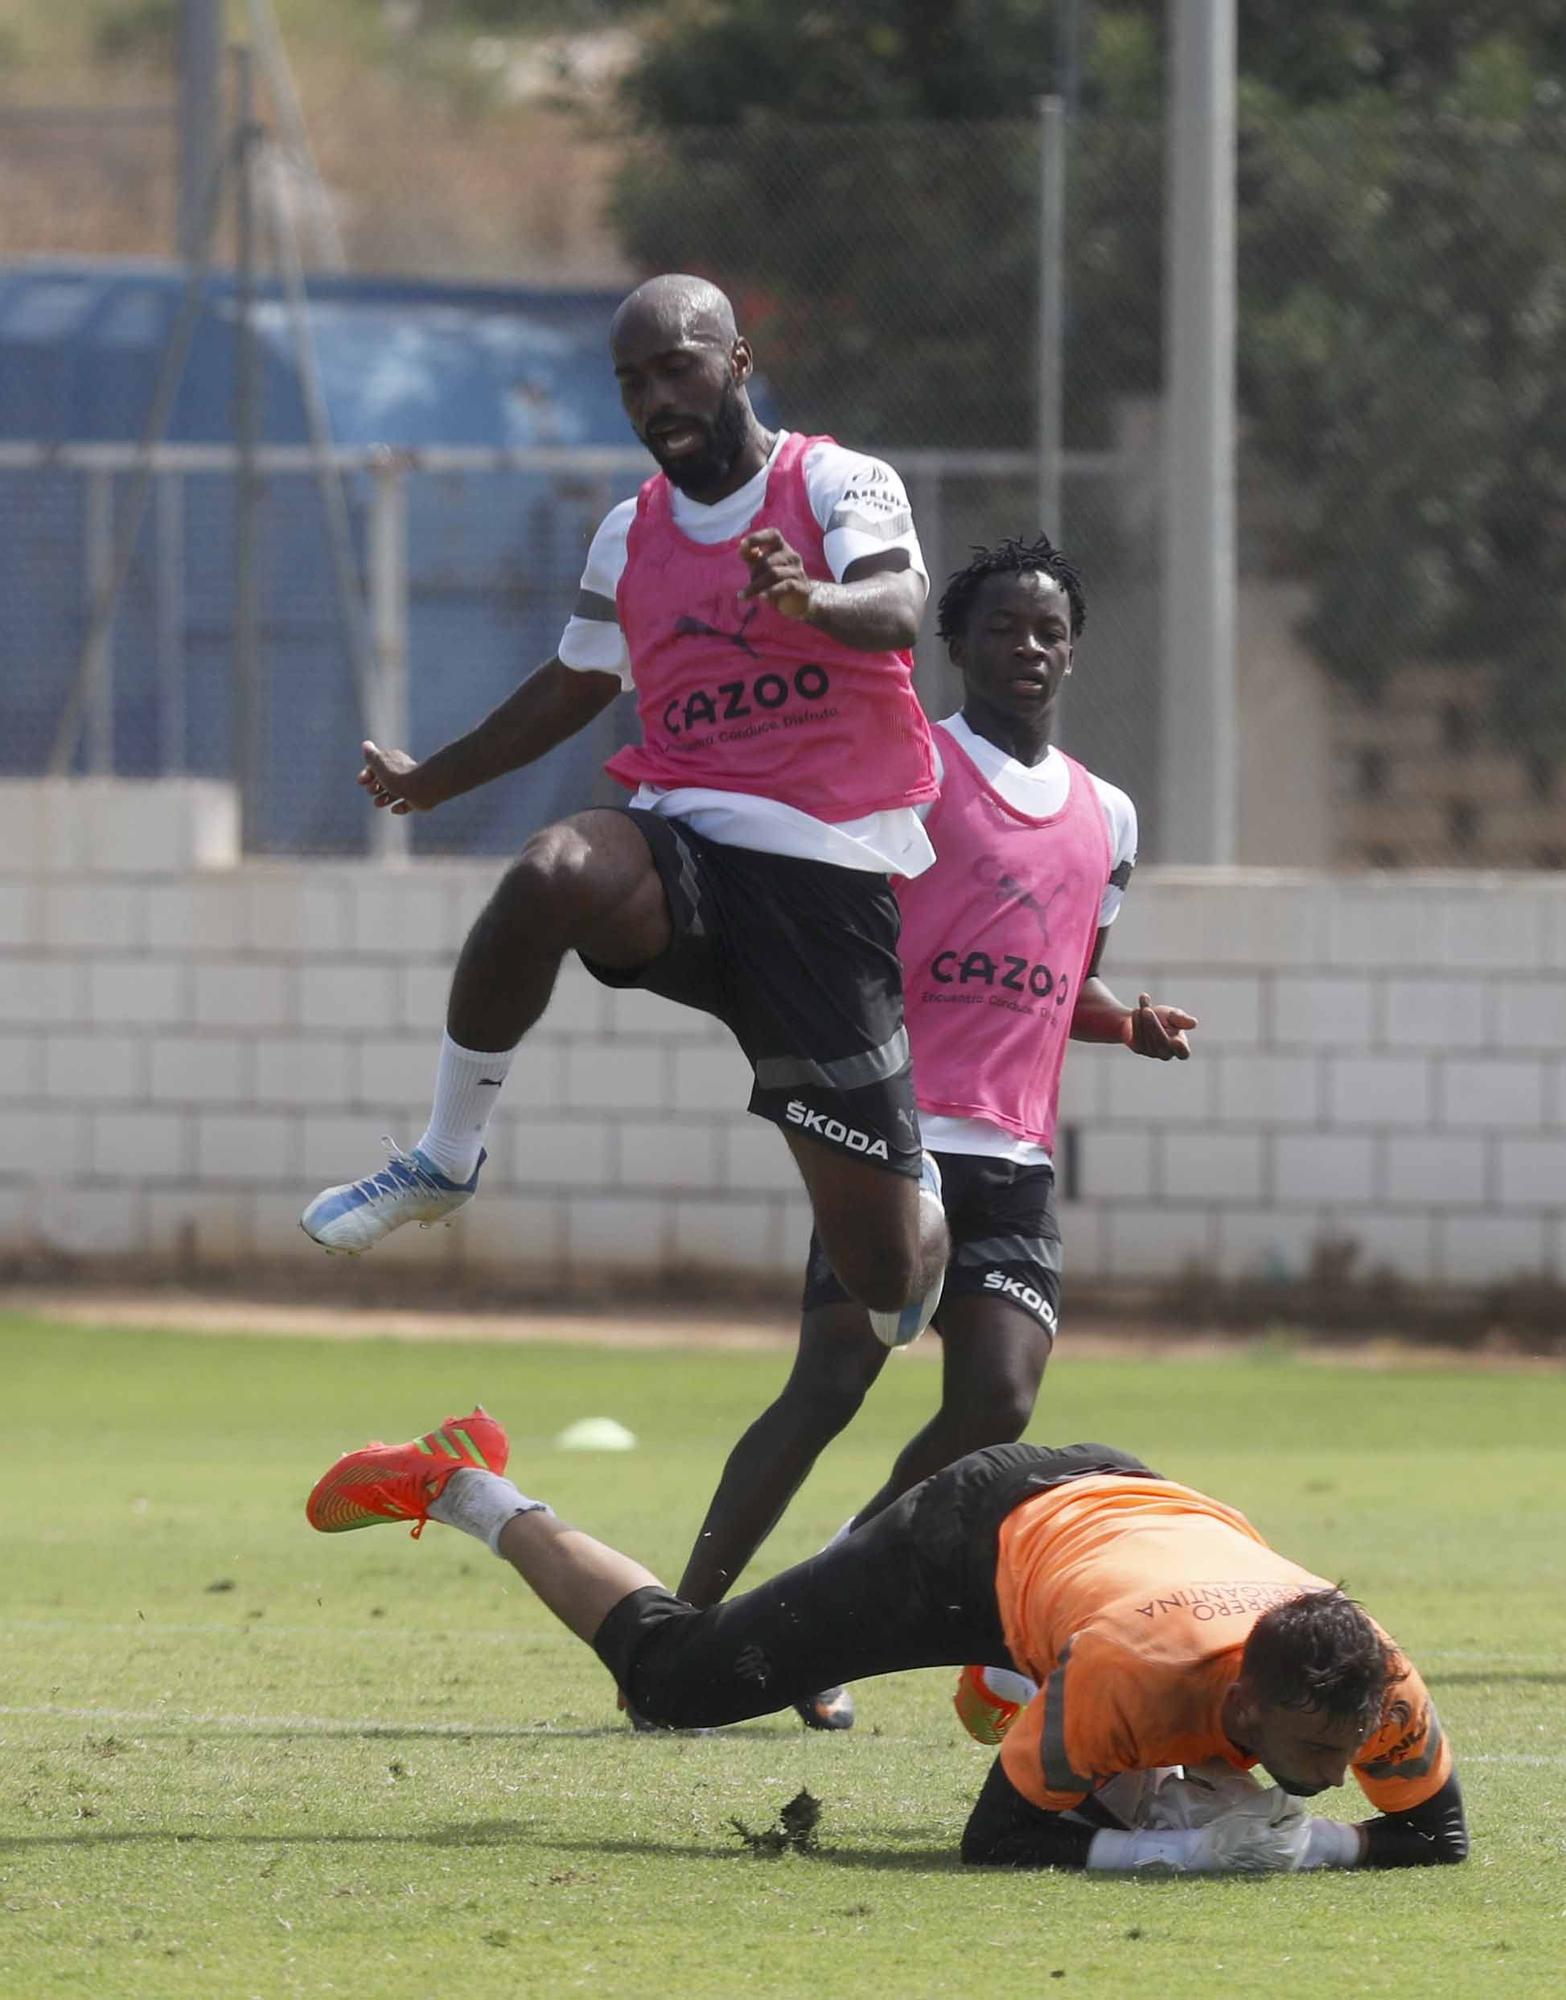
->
[605,433,937,822]
[897,724,1112,1153]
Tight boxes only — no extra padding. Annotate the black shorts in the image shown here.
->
[802,1152,1062,1335]
[593,1442,1161,1730]
[581,808,921,1177]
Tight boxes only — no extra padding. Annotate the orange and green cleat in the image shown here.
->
[305,1407,508,1539]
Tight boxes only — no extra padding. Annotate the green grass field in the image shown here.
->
[2,1313,1563,1999]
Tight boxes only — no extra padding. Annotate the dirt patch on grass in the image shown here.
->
[0,1286,795,1351]
[5,1286,1562,1371]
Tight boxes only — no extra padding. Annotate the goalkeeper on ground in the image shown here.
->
[305,1421,1468,1874]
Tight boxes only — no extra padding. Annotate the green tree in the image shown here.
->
[1239,52,1566,749]
[613,3,1165,449]
[612,2,1566,753]
[1236,2,1566,109]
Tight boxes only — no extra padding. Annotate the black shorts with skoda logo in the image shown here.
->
[580,807,923,1178]
[802,1151,1062,1334]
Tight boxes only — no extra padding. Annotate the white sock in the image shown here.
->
[415,1033,514,1181]
[981,1666,1039,1706]
[427,1468,549,1554]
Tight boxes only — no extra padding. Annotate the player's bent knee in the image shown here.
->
[477,840,573,940]
[820,1216,932,1312]
[824,1238,921,1313]
[632,1686,714,1731]
[509,823,595,901]
[959,1824,1004,1867]
[491,817,637,937]
[598,1590,753,1731]
[786,1371,872,1434]
[622,1655,738,1731]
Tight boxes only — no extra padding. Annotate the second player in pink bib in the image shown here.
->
[898,723,1109,1155]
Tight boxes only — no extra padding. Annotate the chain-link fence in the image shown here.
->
[0,439,1156,858]
[610,114,1167,844]
[0,444,637,857]
[616,105,1566,871]
[6,99,1565,869]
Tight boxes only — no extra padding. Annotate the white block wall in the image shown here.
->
[3,784,1564,1291]
[1062,871,1566,1288]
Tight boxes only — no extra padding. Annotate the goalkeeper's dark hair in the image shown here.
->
[935,534,1087,645]
[1241,1588,1392,1735]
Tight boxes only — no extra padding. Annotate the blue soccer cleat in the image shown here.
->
[868,1152,945,1348]
[300,1141,484,1255]
[794,1685,856,1731]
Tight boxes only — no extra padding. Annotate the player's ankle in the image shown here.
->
[428,1469,550,1553]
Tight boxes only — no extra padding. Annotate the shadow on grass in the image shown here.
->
[0,1818,545,1854]
[546,1836,963,1873]
[157,1726,629,1743]
[0,1822,961,1872]
[42,1720,802,1745]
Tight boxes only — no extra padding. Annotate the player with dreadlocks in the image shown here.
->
[659,532,1198,1731]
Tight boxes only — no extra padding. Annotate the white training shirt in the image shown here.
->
[558,432,935,877]
[917,712,1139,1167]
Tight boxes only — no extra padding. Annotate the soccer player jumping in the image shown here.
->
[306,1413,1468,1874]
[301,274,947,1343]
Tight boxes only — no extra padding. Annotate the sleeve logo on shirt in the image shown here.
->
[839,464,902,508]
[1358,1703,1444,1783]
[1373,1702,1427,1765]
[838,484,904,517]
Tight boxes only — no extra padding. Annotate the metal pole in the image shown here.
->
[232,42,264,853]
[83,470,114,775]
[1037,95,1066,544]
[49,134,232,773]
[1160,0,1237,864]
[245,0,347,269]
[910,463,947,716]
[1057,0,1085,119]
[262,141,377,737]
[177,0,223,264]
[156,471,186,772]
[368,456,411,864]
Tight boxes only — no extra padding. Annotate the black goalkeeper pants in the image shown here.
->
[591,1442,1155,1729]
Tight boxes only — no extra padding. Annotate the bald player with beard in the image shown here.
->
[301,276,948,1344]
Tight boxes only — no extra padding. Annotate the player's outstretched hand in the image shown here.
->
[1125,993,1197,1060]
[358,741,440,815]
[1144,1760,1268,1830]
[1195,1786,1312,1874]
[739,528,814,620]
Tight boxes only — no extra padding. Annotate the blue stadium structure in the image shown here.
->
[0,260,656,855]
